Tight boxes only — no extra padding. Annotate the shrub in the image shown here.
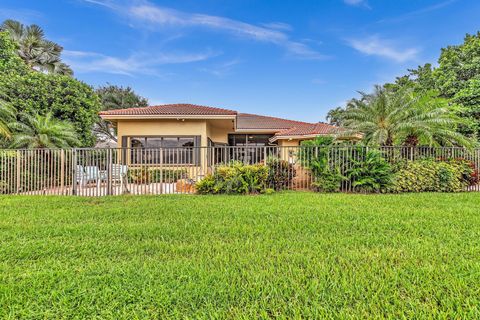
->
[391,159,473,193]
[196,162,269,195]
[297,136,334,168]
[448,158,479,186]
[346,149,393,193]
[311,166,345,192]
[264,156,296,191]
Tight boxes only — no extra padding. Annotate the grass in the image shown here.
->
[1,192,480,319]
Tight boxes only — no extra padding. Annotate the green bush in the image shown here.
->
[346,149,393,193]
[311,166,345,193]
[264,156,296,191]
[0,32,101,147]
[196,162,269,195]
[391,159,473,193]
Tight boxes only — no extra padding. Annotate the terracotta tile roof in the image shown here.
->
[99,103,237,116]
[236,113,314,130]
[274,122,339,137]
[99,103,341,139]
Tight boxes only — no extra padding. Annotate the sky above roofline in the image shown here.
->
[2,0,479,122]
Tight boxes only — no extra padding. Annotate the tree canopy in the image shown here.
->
[0,31,101,147]
[0,19,72,76]
[94,84,149,143]
[329,32,480,145]
[336,86,472,148]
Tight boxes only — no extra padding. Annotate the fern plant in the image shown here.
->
[346,149,393,193]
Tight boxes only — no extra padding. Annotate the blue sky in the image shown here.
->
[2,0,480,122]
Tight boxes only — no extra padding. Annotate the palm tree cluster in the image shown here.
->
[336,85,474,148]
[0,19,72,76]
[0,99,78,149]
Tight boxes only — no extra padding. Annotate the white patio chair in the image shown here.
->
[75,165,87,186]
[111,164,128,193]
[84,166,106,189]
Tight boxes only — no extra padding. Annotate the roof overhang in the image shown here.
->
[269,133,332,143]
[234,128,287,133]
[99,114,237,121]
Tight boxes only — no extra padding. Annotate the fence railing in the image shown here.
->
[1,146,479,196]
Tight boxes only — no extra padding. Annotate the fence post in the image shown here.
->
[72,148,77,196]
[159,148,163,194]
[263,146,267,162]
[15,150,21,194]
[60,149,65,194]
[107,148,112,195]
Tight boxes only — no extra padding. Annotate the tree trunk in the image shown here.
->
[403,134,419,147]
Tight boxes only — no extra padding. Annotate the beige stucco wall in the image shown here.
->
[117,119,236,147]
[117,119,209,147]
[278,139,301,147]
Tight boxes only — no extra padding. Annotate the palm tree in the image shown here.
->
[337,85,473,147]
[0,19,73,76]
[9,113,78,149]
[0,100,15,139]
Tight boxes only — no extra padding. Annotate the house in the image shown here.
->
[99,103,340,150]
[98,103,343,174]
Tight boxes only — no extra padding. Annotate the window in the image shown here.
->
[226,134,277,164]
[228,134,275,146]
[129,136,199,164]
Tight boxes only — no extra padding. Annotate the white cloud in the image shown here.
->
[199,59,242,77]
[343,0,370,8]
[378,0,458,24]
[260,22,292,32]
[83,0,326,60]
[347,36,419,63]
[344,0,363,5]
[63,49,218,76]
[0,7,43,23]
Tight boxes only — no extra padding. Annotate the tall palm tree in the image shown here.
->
[338,85,473,147]
[9,113,78,149]
[0,19,73,76]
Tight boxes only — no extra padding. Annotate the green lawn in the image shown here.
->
[1,193,480,319]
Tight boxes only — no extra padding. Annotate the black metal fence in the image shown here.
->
[0,146,479,196]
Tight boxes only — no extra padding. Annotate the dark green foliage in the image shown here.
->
[0,31,101,147]
[299,141,349,193]
[346,149,393,193]
[95,84,149,142]
[264,156,296,191]
[196,162,269,194]
[96,84,148,110]
[387,33,480,140]
[1,19,73,75]
[311,166,345,192]
[392,159,474,193]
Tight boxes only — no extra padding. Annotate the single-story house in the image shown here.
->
[99,103,340,150]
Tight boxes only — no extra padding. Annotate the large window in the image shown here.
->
[228,134,275,146]
[129,136,199,164]
[226,134,277,164]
